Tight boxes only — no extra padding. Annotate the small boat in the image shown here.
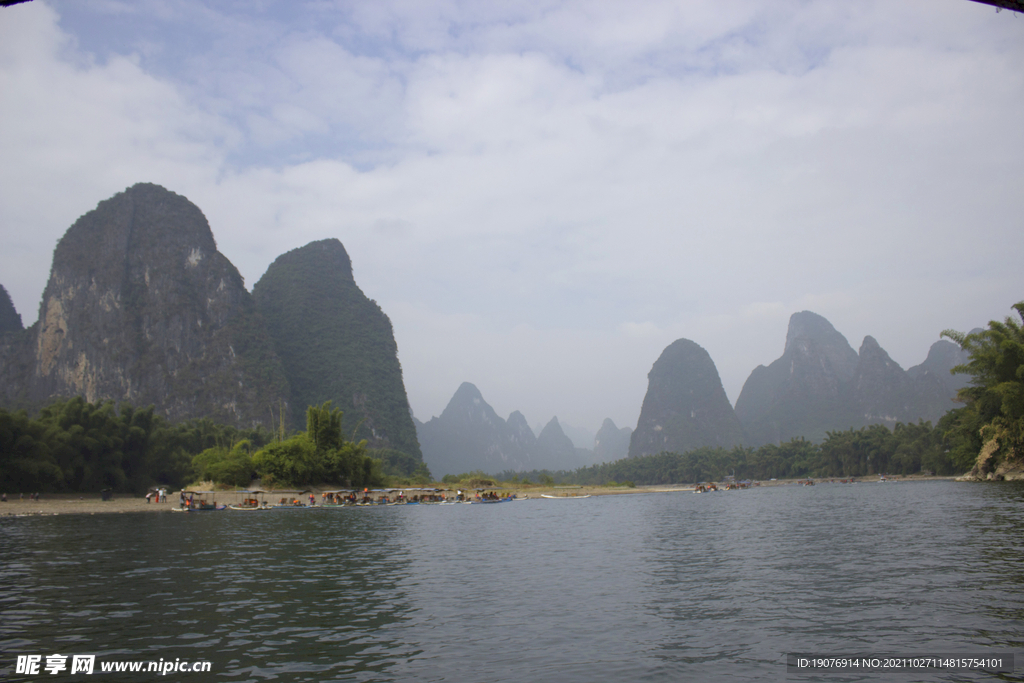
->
[270,490,313,508]
[540,493,591,499]
[319,490,355,507]
[174,490,226,512]
[471,489,517,503]
[228,489,270,511]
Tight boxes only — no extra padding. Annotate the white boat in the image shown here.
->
[540,494,591,499]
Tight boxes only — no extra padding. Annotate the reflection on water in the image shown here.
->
[1,481,1022,682]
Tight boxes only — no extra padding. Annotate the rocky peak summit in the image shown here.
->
[253,237,420,457]
[8,183,290,425]
[629,338,743,458]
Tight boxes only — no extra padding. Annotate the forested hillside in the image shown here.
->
[253,239,422,460]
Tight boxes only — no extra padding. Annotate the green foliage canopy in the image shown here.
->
[250,402,384,488]
[942,301,1024,474]
[500,419,962,487]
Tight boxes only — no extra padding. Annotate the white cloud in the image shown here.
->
[1,0,1022,436]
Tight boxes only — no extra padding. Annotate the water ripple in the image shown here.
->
[1,482,1022,681]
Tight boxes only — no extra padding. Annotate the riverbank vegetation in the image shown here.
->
[941,301,1024,478]
[5,302,1018,493]
[498,418,959,487]
[0,398,425,493]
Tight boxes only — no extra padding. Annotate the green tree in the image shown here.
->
[192,440,256,487]
[250,402,382,488]
[942,301,1024,475]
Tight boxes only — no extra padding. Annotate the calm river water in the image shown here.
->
[2,481,1023,682]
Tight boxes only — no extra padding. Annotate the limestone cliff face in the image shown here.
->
[10,183,289,426]
[629,338,743,458]
[252,239,422,458]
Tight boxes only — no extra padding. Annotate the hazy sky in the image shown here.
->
[1,0,1022,439]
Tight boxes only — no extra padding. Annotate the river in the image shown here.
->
[1,480,1022,681]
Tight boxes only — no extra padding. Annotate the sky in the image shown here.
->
[1,0,1022,443]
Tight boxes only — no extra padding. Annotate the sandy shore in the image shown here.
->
[0,493,178,517]
[0,474,955,517]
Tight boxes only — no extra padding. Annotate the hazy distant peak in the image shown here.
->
[507,410,534,436]
[785,311,851,349]
[918,339,965,369]
[451,381,484,403]
[438,382,504,427]
[540,416,564,435]
[782,311,858,381]
[536,416,577,462]
[859,335,880,353]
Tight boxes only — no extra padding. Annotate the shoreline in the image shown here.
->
[0,474,960,517]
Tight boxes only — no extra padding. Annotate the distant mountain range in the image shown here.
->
[0,184,422,460]
[627,311,970,457]
[733,311,969,446]
[415,382,631,477]
[0,186,977,477]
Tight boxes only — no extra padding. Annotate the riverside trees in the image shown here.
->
[0,399,386,493]
[941,301,1024,476]
[503,419,959,486]
[251,401,383,488]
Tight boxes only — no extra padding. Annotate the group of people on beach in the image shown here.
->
[145,489,167,503]
[1,492,41,502]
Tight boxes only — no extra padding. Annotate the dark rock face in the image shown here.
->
[629,338,743,458]
[0,285,32,406]
[0,285,22,334]
[416,382,532,477]
[1,184,289,426]
[736,311,972,446]
[252,239,421,458]
[594,418,632,462]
